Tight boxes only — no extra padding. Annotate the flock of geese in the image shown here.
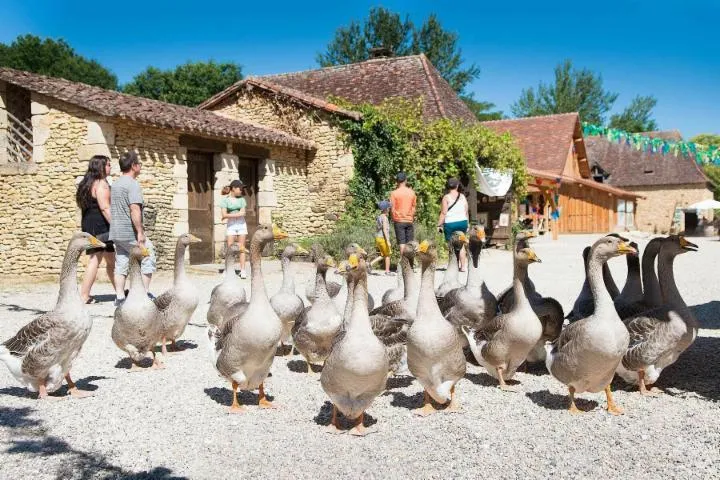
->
[0,224,700,435]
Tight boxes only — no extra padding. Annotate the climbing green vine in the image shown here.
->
[333,98,527,227]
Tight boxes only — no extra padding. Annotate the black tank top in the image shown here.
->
[81,195,110,236]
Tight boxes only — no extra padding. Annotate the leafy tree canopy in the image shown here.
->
[318,8,479,95]
[0,34,118,90]
[608,95,658,133]
[691,133,720,147]
[511,60,618,124]
[123,61,243,107]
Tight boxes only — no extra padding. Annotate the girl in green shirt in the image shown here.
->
[221,179,248,278]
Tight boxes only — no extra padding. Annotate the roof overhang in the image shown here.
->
[528,168,645,199]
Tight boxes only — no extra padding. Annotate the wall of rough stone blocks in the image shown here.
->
[629,184,713,233]
[0,93,187,276]
[211,89,354,236]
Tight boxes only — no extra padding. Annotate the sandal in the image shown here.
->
[84,296,97,304]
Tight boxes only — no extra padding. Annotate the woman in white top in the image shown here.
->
[437,177,469,271]
[221,179,248,278]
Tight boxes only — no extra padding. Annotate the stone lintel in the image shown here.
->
[0,162,39,175]
[86,120,116,145]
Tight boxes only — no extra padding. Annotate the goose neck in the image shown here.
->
[173,242,187,284]
[401,255,417,301]
[343,274,354,321]
[128,255,145,296]
[223,250,236,280]
[511,262,530,311]
[418,259,442,317]
[57,244,83,307]
[348,273,371,332]
[314,268,331,302]
[249,239,268,303]
[642,240,663,307]
[658,251,684,309]
[602,263,619,299]
[466,244,482,288]
[588,255,614,317]
[280,255,295,292]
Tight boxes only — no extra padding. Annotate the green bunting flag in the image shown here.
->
[582,123,720,166]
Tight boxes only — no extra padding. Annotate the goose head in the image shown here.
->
[342,253,365,282]
[515,247,542,266]
[417,240,438,267]
[178,233,202,247]
[253,224,288,245]
[402,240,420,268]
[468,225,486,256]
[515,230,537,250]
[129,244,150,261]
[664,235,698,256]
[590,234,637,263]
[450,231,469,251]
[345,243,368,259]
[282,243,309,258]
[71,232,106,252]
[316,254,336,274]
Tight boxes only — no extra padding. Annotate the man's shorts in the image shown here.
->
[393,222,414,245]
[375,237,391,257]
[114,239,157,276]
[227,217,248,236]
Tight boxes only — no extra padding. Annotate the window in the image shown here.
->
[617,199,635,229]
[1,83,33,164]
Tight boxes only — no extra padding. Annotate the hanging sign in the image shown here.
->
[476,166,513,197]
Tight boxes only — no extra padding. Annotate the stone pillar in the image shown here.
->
[79,119,114,160]
[257,158,277,225]
[0,81,7,164]
[30,94,51,163]
[213,151,239,258]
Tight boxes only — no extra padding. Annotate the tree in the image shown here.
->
[608,95,658,132]
[461,95,503,121]
[511,60,618,124]
[691,134,720,147]
[318,8,479,94]
[0,34,117,89]
[123,61,243,107]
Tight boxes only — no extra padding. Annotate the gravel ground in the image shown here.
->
[0,233,718,479]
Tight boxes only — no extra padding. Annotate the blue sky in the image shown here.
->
[1,1,718,137]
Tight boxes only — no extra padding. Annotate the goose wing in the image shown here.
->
[153,290,174,312]
[622,307,676,370]
[3,312,63,356]
[370,314,409,347]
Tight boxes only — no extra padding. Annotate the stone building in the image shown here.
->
[0,54,478,275]
[481,113,642,238]
[0,67,315,275]
[585,133,712,233]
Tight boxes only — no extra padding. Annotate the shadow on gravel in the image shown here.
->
[0,303,47,315]
[656,336,720,402]
[287,359,322,374]
[385,376,414,389]
[690,302,720,329]
[114,357,157,370]
[313,400,378,429]
[1,406,187,479]
[464,372,499,387]
[203,386,273,407]
[0,386,34,398]
[382,390,423,410]
[526,391,598,411]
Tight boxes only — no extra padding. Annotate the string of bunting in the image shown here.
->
[582,122,720,166]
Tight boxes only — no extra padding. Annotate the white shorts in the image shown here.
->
[227,217,248,236]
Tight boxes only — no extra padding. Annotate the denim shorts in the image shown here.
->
[114,239,157,276]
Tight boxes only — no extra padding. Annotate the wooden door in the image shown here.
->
[237,158,258,239]
[187,151,214,264]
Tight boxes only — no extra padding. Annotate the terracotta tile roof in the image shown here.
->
[481,113,581,175]
[200,55,477,124]
[639,130,683,142]
[0,67,316,150]
[529,167,644,199]
[585,135,707,187]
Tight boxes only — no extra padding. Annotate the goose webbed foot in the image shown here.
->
[638,370,662,397]
[497,367,519,392]
[568,386,583,414]
[258,383,276,409]
[444,385,462,413]
[151,353,166,370]
[38,384,66,402]
[229,381,246,414]
[605,385,624,415]
[325,405,345,434]
[412,390,438,417]
[65,374,94,399]
[349,413,375,436]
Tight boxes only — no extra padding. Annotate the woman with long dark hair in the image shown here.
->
[76,155,116,302]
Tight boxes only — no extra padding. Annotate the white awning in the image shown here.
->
[476,166,513,197]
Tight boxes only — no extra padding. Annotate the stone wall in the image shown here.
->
[211,89,354,236]
[629,184,713,233]
[0,93,187,276]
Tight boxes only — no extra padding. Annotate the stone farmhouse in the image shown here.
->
[481,113,643,239]
[585,132,712,233]
[0,55,478,275]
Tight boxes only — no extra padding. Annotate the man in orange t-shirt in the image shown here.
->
[389,172,417,254]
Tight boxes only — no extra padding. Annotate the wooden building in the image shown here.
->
[481,113,642,238]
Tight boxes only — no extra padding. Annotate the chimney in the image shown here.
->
[369,47,393,59]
